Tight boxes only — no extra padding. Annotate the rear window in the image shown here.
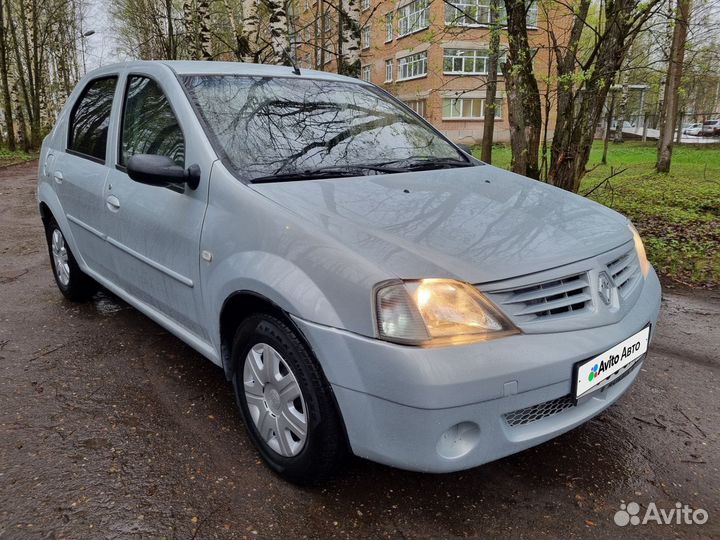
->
[68,77,118,162]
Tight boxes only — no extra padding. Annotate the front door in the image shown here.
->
[104,73,208,339]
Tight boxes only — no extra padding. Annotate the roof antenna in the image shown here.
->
[283,47,301,76]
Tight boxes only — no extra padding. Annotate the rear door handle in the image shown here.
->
[106,195,120,212]
[53,171,63,184]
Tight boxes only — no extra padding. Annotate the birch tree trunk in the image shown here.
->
[266,0,290,65]
[656,0,691,172]
[197,0,212,59]
[338,0,360,77]
[183,0,197,59]
[223,0,244,60]
[239,0,260,62]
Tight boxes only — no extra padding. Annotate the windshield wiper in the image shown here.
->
[369,156,476,171]
[251,164,400,183]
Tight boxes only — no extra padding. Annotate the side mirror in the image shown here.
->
[127,154,200,190]
[457,143,474,156]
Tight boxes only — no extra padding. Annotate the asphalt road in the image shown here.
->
[1,162,718,539]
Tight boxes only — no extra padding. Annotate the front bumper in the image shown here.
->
[292,268,661,473]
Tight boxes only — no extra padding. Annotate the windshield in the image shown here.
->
[182,75,469,181]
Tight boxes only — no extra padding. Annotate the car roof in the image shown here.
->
[82,60,365,84]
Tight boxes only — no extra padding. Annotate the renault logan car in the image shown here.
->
[37,61,661,483]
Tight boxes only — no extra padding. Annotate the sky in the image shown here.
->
[82,0,124,70]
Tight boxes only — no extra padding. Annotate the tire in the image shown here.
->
[44,217,96,301]
[231,313,346,484]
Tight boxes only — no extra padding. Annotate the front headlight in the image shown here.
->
[629,222,650,278]
[375,279,519,346]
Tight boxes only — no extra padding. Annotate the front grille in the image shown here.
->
[492,272,592,323]
[607,248,641,298]
[504,395,576,427]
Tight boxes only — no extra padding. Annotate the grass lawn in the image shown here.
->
[478,141,720,288]
[0,148,38,168]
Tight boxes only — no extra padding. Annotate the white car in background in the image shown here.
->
[683,123,702,136]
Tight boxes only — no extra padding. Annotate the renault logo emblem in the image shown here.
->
[598,272,614,306]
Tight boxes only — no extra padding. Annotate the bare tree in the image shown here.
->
[656,0,691,172]
[547,0,662,193]
[0,0,16,150]
[480,0,502,164]
[613,81,629,143]
[503,0,541,179]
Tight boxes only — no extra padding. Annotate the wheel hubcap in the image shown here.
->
[51,229,70,286]
[243,343,307,457]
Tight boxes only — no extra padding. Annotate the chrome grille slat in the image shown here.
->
[488,272,592,323]
[501,278,590,305]
[515,292,593,316]
[608,247,641,298]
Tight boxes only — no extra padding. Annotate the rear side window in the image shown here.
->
[68,77,117,162]
[120,76,185,167]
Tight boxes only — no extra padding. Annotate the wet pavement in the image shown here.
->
[1,162,718,539]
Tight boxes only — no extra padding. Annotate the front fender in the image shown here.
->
[205,251,344,353]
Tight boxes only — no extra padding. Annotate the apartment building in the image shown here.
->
[293,0,566,143]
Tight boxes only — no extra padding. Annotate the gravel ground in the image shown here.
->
[1,161,718,539]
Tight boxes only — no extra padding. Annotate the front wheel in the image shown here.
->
[44,217,95,301]
[231,313,346,484]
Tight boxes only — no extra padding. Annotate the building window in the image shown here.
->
[361,0,371,10]
[385,12,394,42]
[445,0,492,26]
[397,0,430,37]
[361,26,371,49]
[442,97,503,119]
[397,51,428,80]
[405,99,426,117]
[385,59,393,82]
[444,0,536,27]
[361,65,372,82]
[443,48,506,75]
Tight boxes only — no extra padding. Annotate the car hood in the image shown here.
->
[252,164,632,284]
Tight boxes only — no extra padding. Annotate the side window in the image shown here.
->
[120,76,185,167]
[68,77,117,162]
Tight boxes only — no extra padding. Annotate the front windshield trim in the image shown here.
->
[178,73,479,184]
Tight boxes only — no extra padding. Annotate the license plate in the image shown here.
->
[574,326,650,399]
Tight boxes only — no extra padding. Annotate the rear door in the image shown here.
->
[52,76,118,278]
[103,70,210,339]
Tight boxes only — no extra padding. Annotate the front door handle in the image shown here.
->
[106,195,121,212]
[53,171,63,184]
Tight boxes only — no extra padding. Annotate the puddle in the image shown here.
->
[93,290,129,315]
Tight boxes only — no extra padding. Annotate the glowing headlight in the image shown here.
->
[375,279,519,346]
[629,222,650,278]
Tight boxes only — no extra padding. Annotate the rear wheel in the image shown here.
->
[231,313,346,484]
[44,217,95,301]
